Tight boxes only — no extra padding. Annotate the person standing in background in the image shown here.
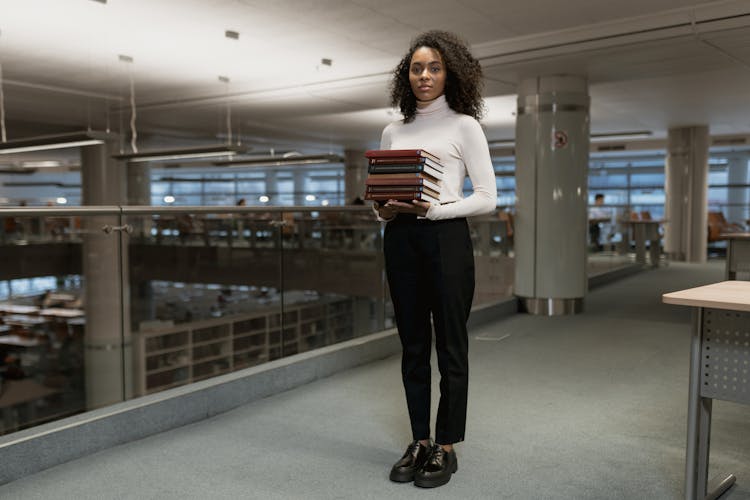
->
[373,30,496,488]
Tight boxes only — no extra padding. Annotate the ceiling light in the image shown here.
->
[56,197,68,204]
[590,131,652,142]
[21,160,62,168]
[113,144,248,163]
[259,195,270,203]
[0,131,116,155]
[214,153,343,168]
[305,195,316,202]
[163,195,175,204]
[321,200,329,206]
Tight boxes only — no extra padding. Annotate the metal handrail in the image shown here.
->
[0,205,375,217]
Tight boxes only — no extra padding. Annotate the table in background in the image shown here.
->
[620,219,664,266]
[0,304,40,315]
[722,232,750,280]
[663,280,750,500]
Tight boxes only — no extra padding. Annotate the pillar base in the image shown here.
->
[519,297,583,316]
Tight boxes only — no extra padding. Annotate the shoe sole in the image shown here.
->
[413,461,458,488]
[389,469,415,483]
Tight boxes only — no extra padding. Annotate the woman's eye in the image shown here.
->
[430,67,441,73]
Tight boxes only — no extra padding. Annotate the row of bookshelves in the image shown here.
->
[133,297,355,395]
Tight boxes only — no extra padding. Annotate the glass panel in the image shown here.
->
[124,208,283,395]
[468,212,515,305]
[0,211,125,435]
[280,208,388,354]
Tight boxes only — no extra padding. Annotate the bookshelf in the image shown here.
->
[133,296,354,395]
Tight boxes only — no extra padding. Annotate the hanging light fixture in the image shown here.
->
[213,153,343,168]
[0,130,116,154]
[112,72,247,163]
[112,143,248,162]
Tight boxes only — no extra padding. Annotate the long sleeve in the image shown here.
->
[372,124,395,222]
[426,118,497,220]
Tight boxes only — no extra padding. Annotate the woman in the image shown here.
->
[374,30,496,488]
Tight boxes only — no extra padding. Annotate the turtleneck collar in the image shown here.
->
[415,94,449,118]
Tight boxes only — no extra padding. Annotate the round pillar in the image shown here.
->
[726,154,748,226]
[664,126,709,262]
[514,75,590,315]
[81,141,133,408]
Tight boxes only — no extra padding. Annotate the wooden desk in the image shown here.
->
[39,308,85,319]
[0,379,59,408]
[663,280,750,499]
[620,219,664,266]
[721,232,750,280]
[0,304,40,315]
[0,334,42,348]
[1,314,48,327]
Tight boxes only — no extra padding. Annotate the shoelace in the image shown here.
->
[427,445,445,465]
[404,440,424,459]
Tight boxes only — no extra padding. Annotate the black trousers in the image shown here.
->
[384,214,475,444]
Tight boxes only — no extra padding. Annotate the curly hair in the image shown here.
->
[390,30,484,123]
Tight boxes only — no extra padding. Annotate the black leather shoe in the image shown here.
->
[389,440,432,482]
[414,444,458,488]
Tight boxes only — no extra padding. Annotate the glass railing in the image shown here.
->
[0,206,516,436]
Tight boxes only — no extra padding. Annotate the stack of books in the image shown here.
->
[363,149,444,204]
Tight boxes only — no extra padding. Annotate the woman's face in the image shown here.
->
[409,46,446,104]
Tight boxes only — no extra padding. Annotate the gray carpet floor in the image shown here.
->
[1,261,749,499]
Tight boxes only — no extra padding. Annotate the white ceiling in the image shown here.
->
[1,0,750,156]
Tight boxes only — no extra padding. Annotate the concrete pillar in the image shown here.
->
[726,155,749,225]
[344,149,367,204]
[81,141,133,408]
[514,75,590,315]
[126,163,151,206]
[265,171,278,205]
[293,170,306,205]
[664,126,709,262]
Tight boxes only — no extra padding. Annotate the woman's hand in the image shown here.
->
[383,199,431,217]
[373,201,396,220]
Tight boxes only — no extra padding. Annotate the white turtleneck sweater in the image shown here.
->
[378,95,497,220]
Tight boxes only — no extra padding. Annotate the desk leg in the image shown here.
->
[725,241,733,281]
[685,308,704,500]
[634,224,646,264]
[685,308,737,500]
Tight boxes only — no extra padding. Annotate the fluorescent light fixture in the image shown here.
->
[21,160,62,168]
[163,195,175,204]
[487,139,515,147]
[214,153,343,168]
[113,144,248,163]
[0,131,115,155]
[590,131,652,142]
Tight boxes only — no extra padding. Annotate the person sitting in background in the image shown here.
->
[588,193,610,251]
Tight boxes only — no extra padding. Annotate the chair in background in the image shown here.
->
[707,211,744,243]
